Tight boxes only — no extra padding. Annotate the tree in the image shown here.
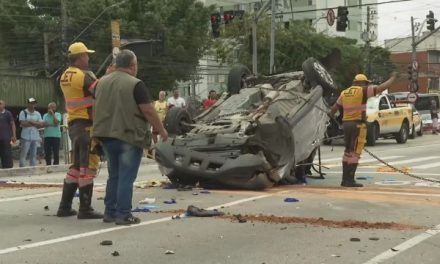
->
[0,0,214,96]
[212,16,394,91]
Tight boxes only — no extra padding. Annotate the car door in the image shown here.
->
[377,96,393,133]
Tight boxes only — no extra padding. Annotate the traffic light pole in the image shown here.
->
[269,0,276,74]
[410,15,440,92]
[252,0,272,75]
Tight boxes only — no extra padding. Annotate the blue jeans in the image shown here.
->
[102,138,143,219]
[19,139,38,167]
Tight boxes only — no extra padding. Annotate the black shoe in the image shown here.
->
[77,184,103,219]
[57,181,78,217]
[103,214,116,223]
[115,214,141,225]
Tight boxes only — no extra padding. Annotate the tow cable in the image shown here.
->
[363,147,440,184]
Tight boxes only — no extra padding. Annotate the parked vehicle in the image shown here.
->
[365,94,413,146]
[155,58,336,190]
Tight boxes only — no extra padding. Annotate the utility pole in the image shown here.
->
[43,32,50,77]
[269,0,276,74]
[252,1,272,76]
[366,6,371,77]
[61,0,68,64]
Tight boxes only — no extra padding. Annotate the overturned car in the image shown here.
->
[155,58,336,190]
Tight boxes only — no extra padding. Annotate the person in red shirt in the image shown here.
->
[203,90,217,109]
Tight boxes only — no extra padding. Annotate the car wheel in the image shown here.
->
[409,124,416,139]
[417,122,423,136]
[366,123,378,146]
[227,64,251,95]
[301,57,336,96]
[395,122,409,144]
[164,107,193,136]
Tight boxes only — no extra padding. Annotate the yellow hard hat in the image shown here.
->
[353,74,370,82]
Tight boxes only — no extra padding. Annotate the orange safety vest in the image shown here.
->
[60,66,98,122]
[339,86,367,122]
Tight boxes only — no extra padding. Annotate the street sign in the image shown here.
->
[407,92,418,103]
[327,9,335,26]
[412,60,419,71]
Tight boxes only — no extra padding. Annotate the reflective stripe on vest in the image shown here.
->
[65,96,94,110]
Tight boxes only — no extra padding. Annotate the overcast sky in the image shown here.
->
[378,0,440,45]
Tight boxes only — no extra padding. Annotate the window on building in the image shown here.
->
[308,0,312,6]
[429,78,439,91]
[359,0,362,8]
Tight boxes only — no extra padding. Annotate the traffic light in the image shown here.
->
[336,6,349,32]
[210,13,221,38]
[223,11,235,24]
[407,65,413,80]
[426,10,437,31]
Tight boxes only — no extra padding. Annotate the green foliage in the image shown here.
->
[213,16,393,90]
[0,0,213,96]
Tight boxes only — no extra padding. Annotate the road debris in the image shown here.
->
[111,251,120,256]
[134,179,170,189]
[44,206,49,211]
[369,237,380,241]
[200,190,211,194]
[165,250,175,255]
[23,239,32,242]
[139,197,156,204]
[100,240,113,246]
[163,199,177,204]
[97,197,104,200]
[186,205,224,217]
[284,197,300,203]
[350,238,361,242]
[331,254,341,258]
[131,207,150,213]
[177,185,193,191]
[377,166,411,173]
[218,214,424,230]
[171,215,181,220]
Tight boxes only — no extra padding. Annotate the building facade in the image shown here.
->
[385,32,440,93]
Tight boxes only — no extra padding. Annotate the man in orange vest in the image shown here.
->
[56,42,102,219]
[330,72,398,187]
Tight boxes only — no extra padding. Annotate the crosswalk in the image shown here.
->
[319,155,440,170]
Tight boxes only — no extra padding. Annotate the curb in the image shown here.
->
[0,158,156,178]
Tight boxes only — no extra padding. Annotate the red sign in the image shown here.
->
[327,9,335,26]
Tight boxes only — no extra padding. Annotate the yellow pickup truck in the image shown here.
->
[365,94,414,146]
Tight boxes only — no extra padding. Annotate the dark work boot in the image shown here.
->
[340,162,350,186]
[341,163,363,187]
[57,181,78,217]
[77,184,103,219]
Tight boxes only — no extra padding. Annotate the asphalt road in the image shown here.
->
[0,134,439,264]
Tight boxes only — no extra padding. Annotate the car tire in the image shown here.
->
[227,64,251,95]
[366,123,378,146]
[164,107,193,136]
[395,122,409,144]
[301,57,336,96]
[409,124,416,139]
[417,122,423,136]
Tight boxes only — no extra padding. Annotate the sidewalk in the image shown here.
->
[0,157,156,178]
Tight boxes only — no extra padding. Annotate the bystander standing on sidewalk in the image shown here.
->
[19,98,44,167]
[0,99,16,168]
[43,102,62,165]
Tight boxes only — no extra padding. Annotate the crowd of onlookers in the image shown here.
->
[0,88,218,169]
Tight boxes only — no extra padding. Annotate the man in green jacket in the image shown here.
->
[93,49,168,225]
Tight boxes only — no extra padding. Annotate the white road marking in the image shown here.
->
[0,192,61,203]
[388,156,440,166]
[323,171,440,176]
[0,193,274,255]
[363,224,440,264]
[412,161,440,169]
[324,156,404,168]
